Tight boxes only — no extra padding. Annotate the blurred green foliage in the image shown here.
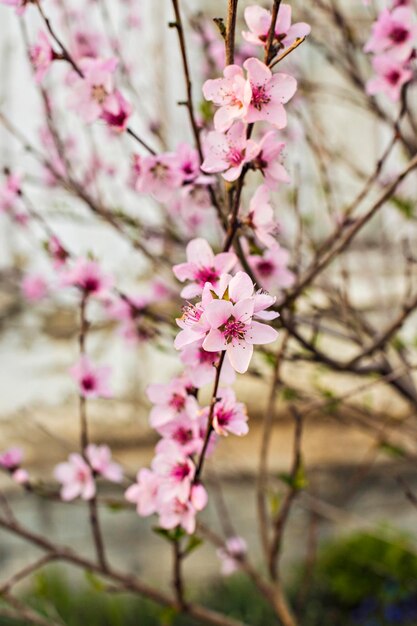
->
[1,531,416,626]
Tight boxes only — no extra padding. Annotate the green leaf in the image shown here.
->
[379,441,406,458]
[183,535,204,557]
[153,526,186,543]
[84,570,105,592]
[391,195,414,219]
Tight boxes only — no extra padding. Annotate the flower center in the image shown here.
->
[81,375,96,391]
[82,276,100,293]
[198,348,216,365]
[251,84,271,110]
[150,162,170,181]
[386,69,401,85]
[169,393,186,412]
[91,84,108,104]
[256,260,275,277]
[181,303,203,326]
[173,427,194,445]
[389,24,409,44]
[226,148,244,167]
[171,462,191,481]
[222,318,247,343]
[216,407,233,427]
[195,266,219,285]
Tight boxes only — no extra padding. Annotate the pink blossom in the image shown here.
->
[152,440,195,503]
[201,121,260,182]
[54,453,95,501]
[211,389,249,437]
[147,376,198,428]
[155,412,203,456]
[202,65,252,131]
[217,536,247,576]
[48,235,69,268]
[175,143,200,183]
[85,444,123,482]
[21,274,48,302]
[243,57,297,128]
[0,173,21,214]
[135,153,183,202]
[364,7,417,60]
[30,31,54,83]
[202,295,278,373]
[246,185,278,248]
[71,27,102,60]
[0,0,32,14]
[12,468,29,485]
[70,356,112,399]
[173,238,237,299]
[255,131,291,190]
[158,497,199,534]
[0,447,23,470]
[125,468,161,516]
[61,258,113,296]
[249,244,295,291]
[180,340,236,388]
[100,90,132,132]
[366,53,412,101]
[70,57,118,124]
[242,4,310,49]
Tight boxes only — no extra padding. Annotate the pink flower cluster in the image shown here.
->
[365,1,417,101]
[0,447,29,485]
[55,445,123,501]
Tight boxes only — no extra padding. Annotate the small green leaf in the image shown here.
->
[84,570,105,592]
[183,535,204,557]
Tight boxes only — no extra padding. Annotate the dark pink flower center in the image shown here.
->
[198,348,216,365]
[389,24,409,44]
[195,266,219,285]
[182,162,194,175]
[76,468,88,482]
[222,318,247,343]
[81,374,96,392]
[256,260,275,277]
[82,276,100,293]
[169,393,186,411]
[226,148,244,167]
[385,69,402,85]
[216,407,234,427]
[251,84,271,110]
[102,108,129,130]
[171,462,191,481]
[173,427,194,445]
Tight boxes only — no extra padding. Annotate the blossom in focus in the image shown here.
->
[202,293,278,373]
[201,121,260,182]
[243,57,297,128]
[70,356,112,399]
[173,238,237,299]
[85,444,123,482]
[242,4,311,50]
[21,273,48,302]
[203,65,252,132]
[54,453,95,501]
[30,31,54,83]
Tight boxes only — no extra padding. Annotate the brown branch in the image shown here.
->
[225,0,239,65]
[264,0,282,65]
[0,516,249,626]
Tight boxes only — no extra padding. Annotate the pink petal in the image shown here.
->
[245,321,278,345]
[227,341,253,374]
[205,299,233,328]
